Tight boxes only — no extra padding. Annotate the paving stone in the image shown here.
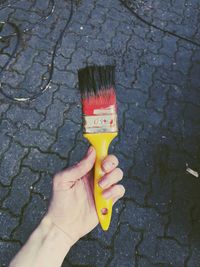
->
[50,119,80,158]
[188,224,200,267]
[3,167,39,216]
[68,141,88,166]
[137,257,158,267]
[30,83,59,113]
[139,232,160,262]
[52,69,77,87]
[13,47,37,74]
[0,211,18,239]
[122,201,165,234]
[23,148,67,174]
[13,194,47,243]
[67,47,90,71]
[54,85,80,104]
[109,224,141,267]
[0,103,9,117]
[147,174,173,213]
[61,260,72,267]
[167,198,192,245]
[155,238,188,266]
[13,124,55,151]
[0,133,11,157]
[0,143,28,185]
[0,184,9,202]
[123,177,148,205]
[40,99,69,135]
[6,106,43,129]
[114,150,134,176]
[65,104,82,124]
[0,119,17,136]
[160,36,177,58]
[0,241,21,267]
[33,172,52,201]
[67,239,111,267]
[114,119,141,158]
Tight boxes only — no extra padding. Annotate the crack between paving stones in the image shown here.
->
[120,0,200,48]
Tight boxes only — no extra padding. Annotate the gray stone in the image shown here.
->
[68,239,111,267]
[0,241,21,267]
[122,201,165,235]
[13,124,55,151]
[3,167,39,215]
[40,99,69,135]
[123,177,148,205]
[23,148,66,174]
[65,104,82,124]
[0,133,11,157]
[0,184,9,202]
[156,238,188,266]
[6,106,43,129]
[33,172,52,201]
[109,224,141,267]
[0,143,28,185]
[167,199,192,245]
[52,69,76,87]
[54,85,80,104]
[0,211,18,239]
[30,83,58,113]
[137,257,157,267]
[68,141,88,166]
[13,195,47,243]
[50,119,80,158]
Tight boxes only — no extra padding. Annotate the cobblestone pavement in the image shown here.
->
[0,0,200,266]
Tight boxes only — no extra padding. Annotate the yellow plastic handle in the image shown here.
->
[83,132,117,231]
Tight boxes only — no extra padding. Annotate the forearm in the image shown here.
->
[9,216,72,267]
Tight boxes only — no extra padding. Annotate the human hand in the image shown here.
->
[45,146,125,247]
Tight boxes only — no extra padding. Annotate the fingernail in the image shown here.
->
[87,146,94,156]
[98,179,108,189]
[102,161,112,172]
[103,190,112,199]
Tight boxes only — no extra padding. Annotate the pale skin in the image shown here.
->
[9,146,125,267]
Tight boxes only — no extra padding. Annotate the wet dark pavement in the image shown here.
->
[0,0,200,266]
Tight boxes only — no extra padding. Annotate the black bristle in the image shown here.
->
[78,65,115,98]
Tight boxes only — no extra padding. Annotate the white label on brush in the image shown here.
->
[93,105,116,115]
[83,114,118,133]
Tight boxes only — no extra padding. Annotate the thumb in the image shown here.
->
[61,146,96,182]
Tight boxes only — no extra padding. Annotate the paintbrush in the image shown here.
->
[78,65,118,231]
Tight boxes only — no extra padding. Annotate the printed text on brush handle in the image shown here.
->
[83,114,118,133]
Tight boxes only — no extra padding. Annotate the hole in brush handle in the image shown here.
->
[101,208,108,215]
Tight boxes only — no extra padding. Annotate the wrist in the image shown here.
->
[30,216,72,267]
[9,216,72,267]
[39,215,73,251]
